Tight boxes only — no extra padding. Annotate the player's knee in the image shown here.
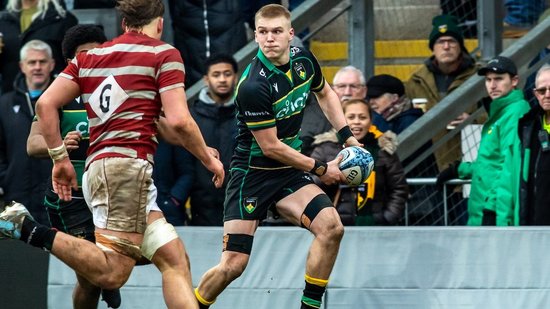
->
[220,254,249,282]
[316,214,344,244]
[320,220,344,242]
[94,272,127,290]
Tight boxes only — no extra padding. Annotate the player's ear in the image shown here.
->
[157,17,164,34]
[121,18,127,32]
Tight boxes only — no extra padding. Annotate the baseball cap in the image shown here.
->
[477,56,518,76]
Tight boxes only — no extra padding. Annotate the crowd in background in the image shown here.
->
[0,0,549,228]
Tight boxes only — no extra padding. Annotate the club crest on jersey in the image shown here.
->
[88,75,129,123]
[244,197,258,214]
[294,62,306,80]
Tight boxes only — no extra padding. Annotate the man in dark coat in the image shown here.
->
[0,0,77,94]
[187,53,239,226]
[518,64,550,225]
[0,40,54,224]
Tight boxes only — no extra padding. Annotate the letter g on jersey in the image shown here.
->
[88,75,129,123]
[99,84,112,113]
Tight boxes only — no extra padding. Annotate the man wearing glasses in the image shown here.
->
[405,14,479,171]
[331,66,367,101]
[518,64,550,225]
[301,65,368,155]
[437,56,530,226]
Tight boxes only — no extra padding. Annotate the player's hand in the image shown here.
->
[52,157,78,201]
[319,156,346,185]
[207,146,220,159]
[63,131,82,152]
[344,136,363,148]
[202,153,225,188]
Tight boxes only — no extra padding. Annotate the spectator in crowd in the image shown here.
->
[368,74,422,137]
[518,64,550,225]
[26,24,121,309]
[436,56,530,226]
[0,39,54,225]
[0,0,78,94]
[367,74,443,224]
[168,0,248,86]
[152,140,193,226]
[311,99,408,226]
[523,10,550,105]
[332,65,367,102]
[302,65,372,155]
[503,0,546,37]
[405,14,479,172]
[187,53,238,226]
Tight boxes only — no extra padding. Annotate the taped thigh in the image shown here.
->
[141,217,179,260]
[223,234,254,255]
[301,194,333,229]
[95,232,142,262]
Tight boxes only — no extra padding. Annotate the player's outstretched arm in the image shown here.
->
[159,87,225,188]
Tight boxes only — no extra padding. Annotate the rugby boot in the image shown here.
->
[0,201,34,240]
[101,288,122,308]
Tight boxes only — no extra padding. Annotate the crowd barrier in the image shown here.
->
[41,227,550,308]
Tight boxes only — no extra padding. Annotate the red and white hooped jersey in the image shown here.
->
[60,31,185,169]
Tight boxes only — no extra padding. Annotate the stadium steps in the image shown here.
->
[310,39,479,82]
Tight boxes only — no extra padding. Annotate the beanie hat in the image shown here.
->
[428,14,464,50]
[366,74,405,99]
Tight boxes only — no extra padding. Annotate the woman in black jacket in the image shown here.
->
[311,99,409,226]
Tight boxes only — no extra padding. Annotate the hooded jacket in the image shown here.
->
[0,73,52,223]
[187,87,238,225]
[310,126,408,225]
[0,1,77,94]
[457,89,530,226]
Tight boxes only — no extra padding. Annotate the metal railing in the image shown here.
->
[405,178,471,226]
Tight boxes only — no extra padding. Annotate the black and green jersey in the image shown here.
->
[233,46,325,168]
[34,99,89,187]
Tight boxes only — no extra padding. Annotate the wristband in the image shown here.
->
[337,125,353,144]
[47,143,69,162]
[310,159,328,177]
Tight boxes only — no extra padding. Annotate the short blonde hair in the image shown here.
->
[254,4,291,28]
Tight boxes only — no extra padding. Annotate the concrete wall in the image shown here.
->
[46,227,550,309]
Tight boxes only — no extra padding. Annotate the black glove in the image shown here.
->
[436,161,460,191]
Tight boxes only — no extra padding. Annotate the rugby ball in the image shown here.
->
[337,146,374,186]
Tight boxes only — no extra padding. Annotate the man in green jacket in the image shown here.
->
[436,56,531,226]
